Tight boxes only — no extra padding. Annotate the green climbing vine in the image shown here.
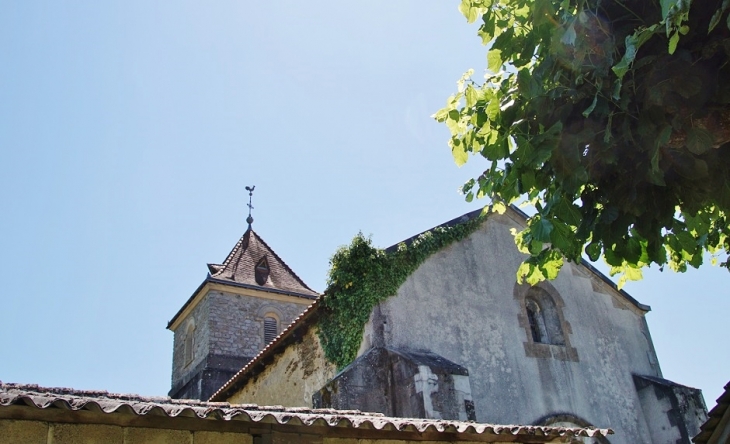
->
[316,213,486,369]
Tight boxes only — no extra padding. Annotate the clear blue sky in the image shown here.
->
[1,1,728,406]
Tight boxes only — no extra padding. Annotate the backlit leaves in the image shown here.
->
[438,0,730,286]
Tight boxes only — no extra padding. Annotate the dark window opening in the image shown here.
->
[525,291,565,346]
[526,298,548,343]
[255,256,270,285]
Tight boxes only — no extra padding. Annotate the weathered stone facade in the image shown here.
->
[227,326,336,407]
[222,208,707,444]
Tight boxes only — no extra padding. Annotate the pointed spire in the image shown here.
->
[245,185,255,228]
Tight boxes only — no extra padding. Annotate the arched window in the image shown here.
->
[263,315,279,344]
[525,287,565,345]
[525,289,565,346]
[516,283,577,361]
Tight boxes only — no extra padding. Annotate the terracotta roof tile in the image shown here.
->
[0,382,611,440]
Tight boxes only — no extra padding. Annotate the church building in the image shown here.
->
[167,217,318,401]
[168,204,708,444]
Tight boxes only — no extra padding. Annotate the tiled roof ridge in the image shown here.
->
[0,381,611,438]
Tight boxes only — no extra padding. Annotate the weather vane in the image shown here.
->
[245,185,255,227]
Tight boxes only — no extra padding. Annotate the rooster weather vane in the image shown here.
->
[245,185,255,227]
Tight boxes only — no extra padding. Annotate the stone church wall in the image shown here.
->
[361,210,668,444]
[227,326,336,407]
[206,290,306,359]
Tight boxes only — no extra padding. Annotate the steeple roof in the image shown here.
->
[206,228,318,298]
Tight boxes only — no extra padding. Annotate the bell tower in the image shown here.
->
[167,187,318,400]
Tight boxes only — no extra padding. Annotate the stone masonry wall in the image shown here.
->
[171,295,210,388]
[207,290,309,359]
[369,210,674,444]
[227,326,337,407]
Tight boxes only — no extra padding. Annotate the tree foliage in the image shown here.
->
[436,0,730,287]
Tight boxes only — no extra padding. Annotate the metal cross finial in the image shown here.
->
[245,185,255,227]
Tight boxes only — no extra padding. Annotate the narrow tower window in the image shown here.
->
[255,256,270,285]
[263,315,279,344]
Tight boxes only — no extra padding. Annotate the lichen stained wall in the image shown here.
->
[227,326,336,407]
[367,210,660,444]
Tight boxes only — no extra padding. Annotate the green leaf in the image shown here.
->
[486,97,500,120]
[450,138,468,167]
[676,231,696,253]
[585,242,601,261]
[686,128,714,155]
[458,0,480,23]
[520,170,536,192]
[560,23,577,46]
[582,94,598,118]
[531,217,554,242]
[668,31,680,54]
[432,107,449,122]
[550,220,574,252]
[616,265,643,289]
[554,199,582,226]
[488,49,503,73]
[538,250,564,280]
[625,237,642,263]
[465,85,478,107]
[517,261,545,285]
[660,0,678,21]
[492,201,507,214]
[612,25,658,80]
[710,10,723,33]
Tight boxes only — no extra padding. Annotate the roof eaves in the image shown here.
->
[206,277,319,300]
[167,278,210,330]
[167,277,319,331]
[0,382,612,440]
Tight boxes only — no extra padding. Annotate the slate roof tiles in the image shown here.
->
[208,228,318,298]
